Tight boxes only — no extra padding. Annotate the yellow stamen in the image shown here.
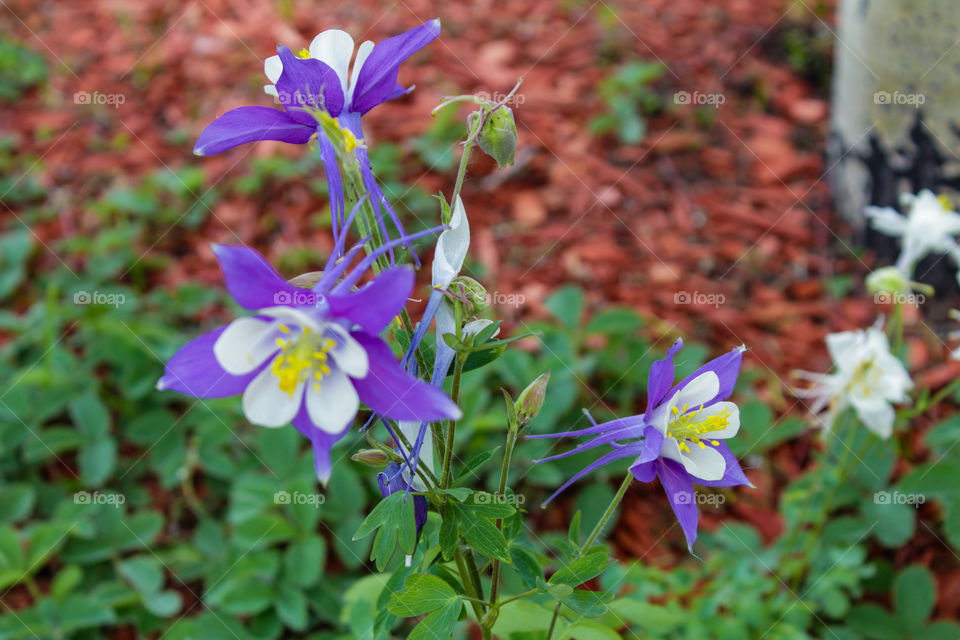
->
[270,326,338,396]
[296,48,311,59]
[667,404,731,452]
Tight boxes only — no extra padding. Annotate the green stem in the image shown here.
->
[487,417,521,612]
[546,475,632,640]
[441,355,465,490]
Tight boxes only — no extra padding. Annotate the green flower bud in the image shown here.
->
[351,449,392,468]
[866,266,934,297]
[449,275,488,316]
[866,267,910,295]
[515,371,550,425]
[477,105,517,169]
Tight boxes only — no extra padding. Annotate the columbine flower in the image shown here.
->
[866,190,960,283]
[530,339,751,551]
[794,326,912,439]
[193,21,441,261]
[156,239,460,483]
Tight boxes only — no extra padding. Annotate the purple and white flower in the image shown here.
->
[530,339,751,550]
[193,20,441,262]
[156,239,460,483]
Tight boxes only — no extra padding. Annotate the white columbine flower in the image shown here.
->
[865,190,960,283]
[795,326,913,439]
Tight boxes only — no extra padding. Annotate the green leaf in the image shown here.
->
[0,485,35,523]
[78,438,117,486]
[549,552,609,587]
[387,574,457,617]
[354,493,417,570]
[862,500,915,548]
[510,545,543,590]
[284,535,325,588]
[50,565,82,601]
[216,579,275,616]
[917,622,960,640]
[144,590,182,618]
[118,556,164,595]
[558,620,621,640]
[898,462,960,496]
[438,487,473,502]
[560,590,612,617]
[68,392,110,438]
[545,286,584,330]
[275,585,308,631]
[439,509,459,561]
[408,599,461,640]
[457,508,512,563]
[846,603,904,640]
[894,565,935,630]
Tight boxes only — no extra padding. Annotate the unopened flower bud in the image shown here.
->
[351,449,392,468]
[477,105,517,169]
[515,371,550,425]
[288,271,324,289]
[450,275,488,316]
[866,266,934,296]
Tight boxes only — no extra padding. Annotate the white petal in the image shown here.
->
[659,436,684,465]
[680,445,727,481]
[463,318,499,338]
[328,326,369,379]
[669,371,720,413]
[699,401,740,440]
[306,367,358,434]
[214,317,278,375]
[349,40,375,97]
[851,394,894,439]
[825,330,863,370]
[264,54,282,84]
[242,364,304,428]
[432,196,470,289]
[264,84,278,97]
[308,29,353,95]
[865,206,907,237]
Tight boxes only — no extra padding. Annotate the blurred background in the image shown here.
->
[2,0,960,638]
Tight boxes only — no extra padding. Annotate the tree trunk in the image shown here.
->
[829,0,960,304]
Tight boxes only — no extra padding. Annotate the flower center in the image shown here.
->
[271,324,336,396]
[848,358,879,397]
[667,403,727,453]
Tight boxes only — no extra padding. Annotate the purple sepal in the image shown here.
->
[657,458,699,552]
[275,45,345,122]
[193,106,314,156]
[350,20,441,114]
[156,326,264,397]
[211,244,304,311]
[326,266,413,334]
[351,332,461,422]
